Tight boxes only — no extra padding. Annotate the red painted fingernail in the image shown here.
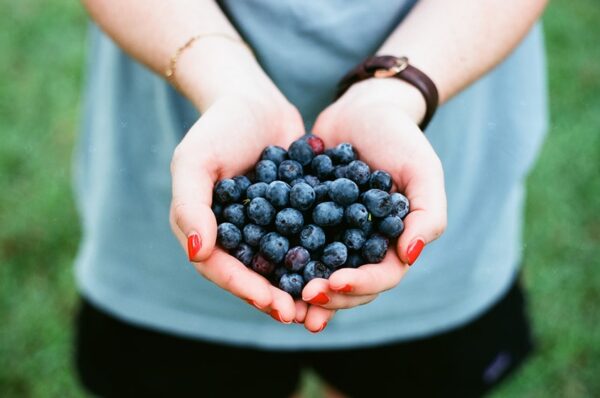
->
[270,309,291,324]
[187,234,201,261]
[245,299,264,310]
[311,322,328,334]
[407,239,425,265]
[307,292,330,305]
[333,284,353,293]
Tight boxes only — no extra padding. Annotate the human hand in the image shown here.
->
[303,78,447,313]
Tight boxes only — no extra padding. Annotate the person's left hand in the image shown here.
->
[301,78,448,316]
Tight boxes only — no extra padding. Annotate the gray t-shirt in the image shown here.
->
[75,0,547,349]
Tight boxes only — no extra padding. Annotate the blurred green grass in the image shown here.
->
[0,1,598,397]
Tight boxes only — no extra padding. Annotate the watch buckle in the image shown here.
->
[374,56,409,78]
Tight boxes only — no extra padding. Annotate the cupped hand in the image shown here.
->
[169,91,305,323]
[304,78,448,313]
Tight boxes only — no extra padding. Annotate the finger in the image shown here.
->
[170,140,218,262]
[294,300,309,324]
[199,249,273,309]
[267,285,296,324]
[327,250,407,296]
[395,157,447,266]
[304,305,336,333]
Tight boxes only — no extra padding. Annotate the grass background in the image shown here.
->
[0,1,598,396]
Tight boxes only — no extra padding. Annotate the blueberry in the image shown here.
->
[333,165,348,179]
[311,154,334,179]
[303,260,332,282]
[312,201,344,227]
[331,143,356,164]
[243,223,267,247]
[212,202,223,221]
[346,160,370,186]
[361,219,374,236]
[290,182,315,211]
[361,235,389,263]
[362,189,393,218]
[266,181,291,208]
[290,178,306,186]
[214,179,241,204]
[344,252,366,268]
[369,170,393,192]
[272,266,288,284]
[233,175,252,196]
[278,159,304,183]
[259,232,290,264]
[284,246,311,272]
[378,214,404,238]
[217,222,242,249]
[231,243,254,266]
[322,242,348,269]
[251,253,276,276]
[313,183,330,203]
[247,197,275,226]
[255,160,278,183]
[246,182,269,199]
[275,208,304,236]
[345,203,369,227]
[390,192,410,218]
[299,224,326,252]
[302,134,325,155]
[343,229,366,250]
[303,175,320,188]
[279,273,305,298]
[261,145,288,165]
[328,178,359,206]
[288,139,315,166]
[222,203,246,228]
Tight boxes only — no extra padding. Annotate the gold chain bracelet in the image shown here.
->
[165,33,253,85]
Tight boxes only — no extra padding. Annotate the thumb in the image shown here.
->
[170,152,218,262]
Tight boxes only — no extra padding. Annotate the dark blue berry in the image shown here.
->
[266,181,291,208]
[279,273,305,298]
[343,229,366,250]
[275,208,304,236]
[390,192,410,218]
[333,165,348,179]
[361,219,375,236]
[290,178,306,186]
[345,203,369,227]
[231,243,254,266]
[272,266,288,284]
[312,201,344,227]
[378,214,404,238]
[361,235,389,263]
[303,175,320,188]
[251,253,276,276]
[247,197,275,226]
[223,203,246,228]
[255,160,278,183]
[261,145,288,165]
[212,203,223,221]
[246,182,269,199]
[331,143,356,164]
[322,242,348,269]
[311,154,334,179]
[284,246,311,272]
[299,224,326,252]
[259,232,290,264]
[243,223,267,247]
[313,183,329,203]
[217,222,242,249]
[369,170,393,192]
[290,182,315,211]
[303,261,332,282]
[278,159,304,183]
[328,178,359,206]
[288,139,315,166]
[214,179,241,204]
[344,252,366,268]
[346,160,370,186]
[362,189,393,218]
[233,175,252,195]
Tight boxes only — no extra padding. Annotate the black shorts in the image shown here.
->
[75,279,533,398]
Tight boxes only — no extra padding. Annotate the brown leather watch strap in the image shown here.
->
[336,55,439,130]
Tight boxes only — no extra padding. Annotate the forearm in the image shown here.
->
[379,0,548,105]
[82,0,275,111]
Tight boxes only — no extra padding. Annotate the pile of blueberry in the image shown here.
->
[212,135,409,298]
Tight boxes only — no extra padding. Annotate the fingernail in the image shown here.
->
[407,238,425,265]
[245,299,264,310]
[307,292,330,305]
[332,284,353,293]
[187,233,201,261]
[270,309,292,324]
[311,322,328,334]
